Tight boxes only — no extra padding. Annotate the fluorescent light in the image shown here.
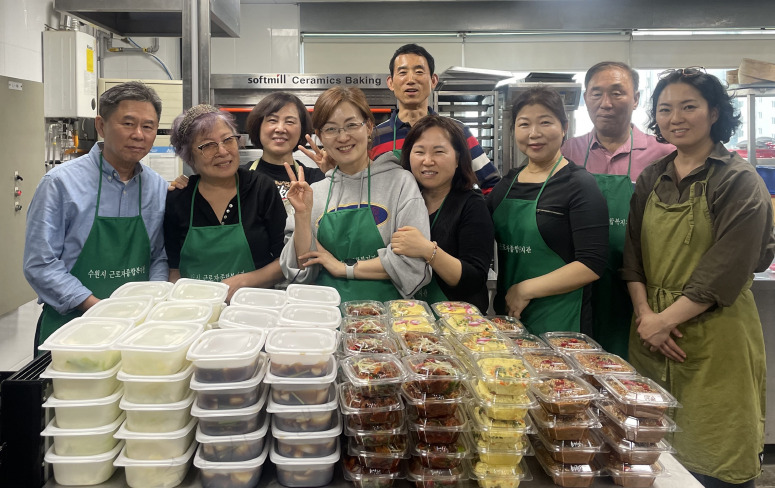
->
[633,29,774,36]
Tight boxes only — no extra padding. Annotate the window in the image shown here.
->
[772,101,775,108]
[772,117,775,124]
[759,128,763,135]
[758,112,763,119]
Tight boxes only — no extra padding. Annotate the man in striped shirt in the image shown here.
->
[369,44,501,193]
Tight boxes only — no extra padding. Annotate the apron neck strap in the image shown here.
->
[325,164,372,213]
[189,174,241,227]
[430,193,448,230]
[536,154,565,201]
[97,154,105,219]
[584,129,634,179]
[324,167,338,213]
[97,153,143,218]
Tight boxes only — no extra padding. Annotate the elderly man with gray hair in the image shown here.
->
[24,81,169,352]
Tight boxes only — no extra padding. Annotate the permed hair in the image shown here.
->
[510,86,569,138]
[99,81,162,122]
[648,71,741,144]
[245,92,312,150]
[389,44,436,77]
[584,61,640,93]
[170,109,239,170]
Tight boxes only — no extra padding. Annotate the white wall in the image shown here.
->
[101,37,181,81]
[0,0,58,82]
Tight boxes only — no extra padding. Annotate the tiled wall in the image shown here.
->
[0,0,57,82]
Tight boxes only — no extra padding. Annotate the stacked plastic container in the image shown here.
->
[168,278,230,329]
[40,317,134,486]
[82,296,155,327]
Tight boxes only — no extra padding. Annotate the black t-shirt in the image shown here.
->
[245,159,326,203]
[486,161,609,334]
[429,189,494,312]
[164,167,287,271]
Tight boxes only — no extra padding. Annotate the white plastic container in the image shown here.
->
[231,288,287,311]
[192,384,269,436]
[190,353,268,410]
[270,437,340,487]
[146,300,213,325]
[169,279,229,321]
[45,440,124,486]
[264,328,337,379]
[114,417,198,460]
[111,281,174,304]
[209,302,228,324]
[196,409,270,462]
[278,304,341,329]
[41,413,125,456]
[83,296,154,326]
[267,385,338,432]
[41,360,122,400]
[39,317,134,373]
[264,356,337,385]
[120,391,195,433]
[285,284,340,307]
[43,386,124,429]
[218,306,281,331]
[114,439,197,488]
[115,322,203,376]
[195,437,270,488]
[187,329,266,384]
[118,363,194,404]
[272,415,343,458]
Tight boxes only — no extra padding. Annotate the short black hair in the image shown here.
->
[648,71,741,144]
[245,92,312,149]
[585,61,639,93]
[99,81,162,122]
[510,86,569,137]
[389,44,435,76]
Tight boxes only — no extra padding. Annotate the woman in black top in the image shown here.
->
[486,87,608,334]
[390,115,494,312]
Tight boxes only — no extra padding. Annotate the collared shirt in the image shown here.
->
[23,143,169,314]
[562,125,676,181]
[622,142,775,308]
[370,108,501,192]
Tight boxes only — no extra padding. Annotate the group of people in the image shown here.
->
[22,43,774,488]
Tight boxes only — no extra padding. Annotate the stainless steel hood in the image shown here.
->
[53,0,240,37]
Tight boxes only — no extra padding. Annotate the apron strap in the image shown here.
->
[96,154,105,219]
[683,163,716,245]
[535,154,565,203]
[431,194,448,230]
[367,162,372,211]
[324,167,339,214]
[626,129,633,180]
[188,174,241,228]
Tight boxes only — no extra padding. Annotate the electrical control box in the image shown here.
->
[43,30,97,118]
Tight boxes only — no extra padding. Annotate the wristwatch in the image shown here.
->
[344,259,358,280]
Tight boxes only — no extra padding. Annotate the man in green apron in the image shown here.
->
[24,82,169,352]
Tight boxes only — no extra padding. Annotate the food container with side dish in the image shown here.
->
[465,430,531,466]
[270,437,340,487]
[267,385,338,431]
[265,328,337,378]
[465,404,532,448]
[541,332,602,353]
[340,334,400,357]
[41,360,122,400]
[449,331,517,357]
[467,380,535,421]
[595,398,680,443]
[596,374,681,419]
[347,436,408,470]
[521,350,577,375]
[465,456,533,488]
[468,353,533,396]
[395,331,455,356]
[339,382,404,425]
[487,315,526,336]
[120,391,195,433]
[218,306,280,331]
[189,354,268,410]
[400,381,467,418]
[341,300,386,317]
[187,329,266,384]
[195,439,270,488]
[42,386,124,429]
[409,431,469,469]
[533,425,607,464]
[511,333,550,351]
[230,287,287,311]
[275,434,340,459]
[528,404,600,441]
[191,384,269,436]
[169,278,228,305]
[341,354,408,397]
[531,435,602,488]
[401,355,469,396]
[278,304,341,329]
[438,315,497,337]
[271,407,343,440]
[286,284,340,307]
[342,452,404,488]
[406,457,468,488]
[119,363,194,405]
[111,281,173,303]
[41,413,124,456]
[114,417,197,460]
[113,439,197,488]
[390,316,438,335]
[114,322,203,376]
[528,374,599,415]
[39,317,133,373]
[431,301,481,316]
[45,440,124,486]
[342,317,390,335]
[196,406,270,462]
[345,420,408,449]
[146,301,213,325]
[386,300,433,318]
[595,422,674,465]
[599,452,668,488]
[406,406,468,444]
[83,297,154,326]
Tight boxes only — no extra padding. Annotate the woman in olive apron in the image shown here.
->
[625,69,771,487]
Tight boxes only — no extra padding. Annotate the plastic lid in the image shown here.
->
[466,404,532,434]
[42,412,126,437]
[439,315,497,336]
[340,354,408,387]
[395,331,455,356]
[113,438,197,468]
[466,431,531,456]
[41,360,122,380]
[534,426,606,454]
[120,390,195,412]
[431,301,482,316]
[409,431,468,460]
[82,297,154,322]
[114,417,197,440]
[541,332,603,352]
[285,284,341,307]
[45,440,124,464]
[469,353,533,387]
[218,306,280,330]
[488,315,526,335]
[117,362,194,383]
[340,300,386,318]
[169,278,229,303]
[511,333,550,351]
[406,457,467,482]
[146,300,213,324]
[189,353,267,391]
[595,398,680,433]
[114,322,203,352]
[194,435,270,470]
[111,281,173,303]
[43,385,124,408]
[349,437,409,460]
[599,453,667,478]
[271,410,343,440]
[191,383,269,419]
[401,354,470,383]
[343,454,404,481]
[341,317,389,335]
[595,423,675,455]
[39,317,134,352]
[400,382,468,406]
[529,374,599,405]
[386,300,433,318]
[568,351,637,376]
[531,436,604,478]
[529,405,600,430]
[266,383,338,413]
[265,327,337,355]
[278,304,341,329]
[231,288,287,310]
[522,350,578,374]
[406,406,469,433]
[196,409,270,444]
[187,329,266,363]
[269,437,341,465]
[450,331,517,356]
[468,380,536,409]
[597,374,681,408]
[263,355,336,384]
[340,334,399,357]
[466,457,532,482]
[389,316,437,334]
[344,421,407,438]
[338,383,404,415]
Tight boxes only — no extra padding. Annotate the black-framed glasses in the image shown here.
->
[659,66,706,79]
[320,121,366,139]
[197,135,240,158]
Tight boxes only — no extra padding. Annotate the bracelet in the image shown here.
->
[426,241,438,264]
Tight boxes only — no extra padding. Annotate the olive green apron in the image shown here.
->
[413,195,449,304]
[492,155,583,334]
[628,163,766,484]
[583,131,634,358]
[37,154,151,346]
[178,175,256,281]
[316,165,403,302]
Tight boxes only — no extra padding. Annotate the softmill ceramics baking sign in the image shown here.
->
[210,74,388,90]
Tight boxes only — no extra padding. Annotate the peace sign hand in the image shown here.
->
[284,162,314,216]
[298,135,336,174]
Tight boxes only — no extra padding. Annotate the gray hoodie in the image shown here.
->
[281,156,431,297]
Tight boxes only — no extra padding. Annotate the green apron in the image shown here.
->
[492,155,583,334]
[316,165,403,302]
[628,163,766,484]
[178,175,256,281]
[413,195,449,304]
[37,154,151,346]
[583,131,634,358]
[392,122,402,159]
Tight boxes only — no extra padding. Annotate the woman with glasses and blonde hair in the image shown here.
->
[623,68,774,488]
[280,86,431,301]
[165,105,287,300]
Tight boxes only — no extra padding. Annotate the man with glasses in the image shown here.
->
[24,81,169,352]
[370,43,501,193]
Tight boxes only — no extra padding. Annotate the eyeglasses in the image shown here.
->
[319,121,366,139]
[197,135,240,158]
[659,67,706,79]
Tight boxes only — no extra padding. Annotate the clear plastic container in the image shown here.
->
[406,457,468,488]
[120,391,195,433]
[465,429,531,466]
[531,435,603,488]
[270,438,340,487]
[541,332,603,353]
[430,301,481,316]
[340,354,408,397]
[339,383,404,424]
[567,351,636,378]
[345,420,408,449]
[466,456,533,488]
[400,382,466,418]
[409,431,468,469]
[187,329,266,383]
[438,315,497,337]
[468,380,536,421]
[41,413,124,456]
[115,321,203,376]
[533,425,606,464]
[230,287,287,311]
[218,306,280,331]
[45,440,124,486]
[595,398,680,443]
[196,407,270,462]
[113,439,197,488]
[342,317,389,335]
[265,328,337,378]
[468,353,532,396]
[401,354,469,396]
[395,331,455,356]
[191,385,269,436]
[169,278,229,304]
[271,407,343,439]
[111,281,173,303]
[42,385,124,429]
[195,438,270,488]
[190,354,268,410]
[41,360,122,400]
[114,417,197,460]
[83,296,154,326]
[39,317,134,373]
[276,435,339,459]
[278,304,341,329]
[386,300,433,318]
[267,384,338,430]
[345,408,405,432]
[340,300,386,318]
[596,374,681,419]
[528,405,600,441]
[341,334,400,356]
[529,374,599,415]
[347,436,408,470]
[599,453,668,488]
[286,284,341,307]
[119,363,194,404]
[521,350,578,374]
[390,316,437,335]
[342,453,404,488]
[268,382,335,408]
[406,406,468,444]
[511,333,550,351]
[596,422,674,465]
[450,331,516,356]
[264,355,336,385]
[465,404,532,449]
[487,315,526,336]
[146,300,213,325]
